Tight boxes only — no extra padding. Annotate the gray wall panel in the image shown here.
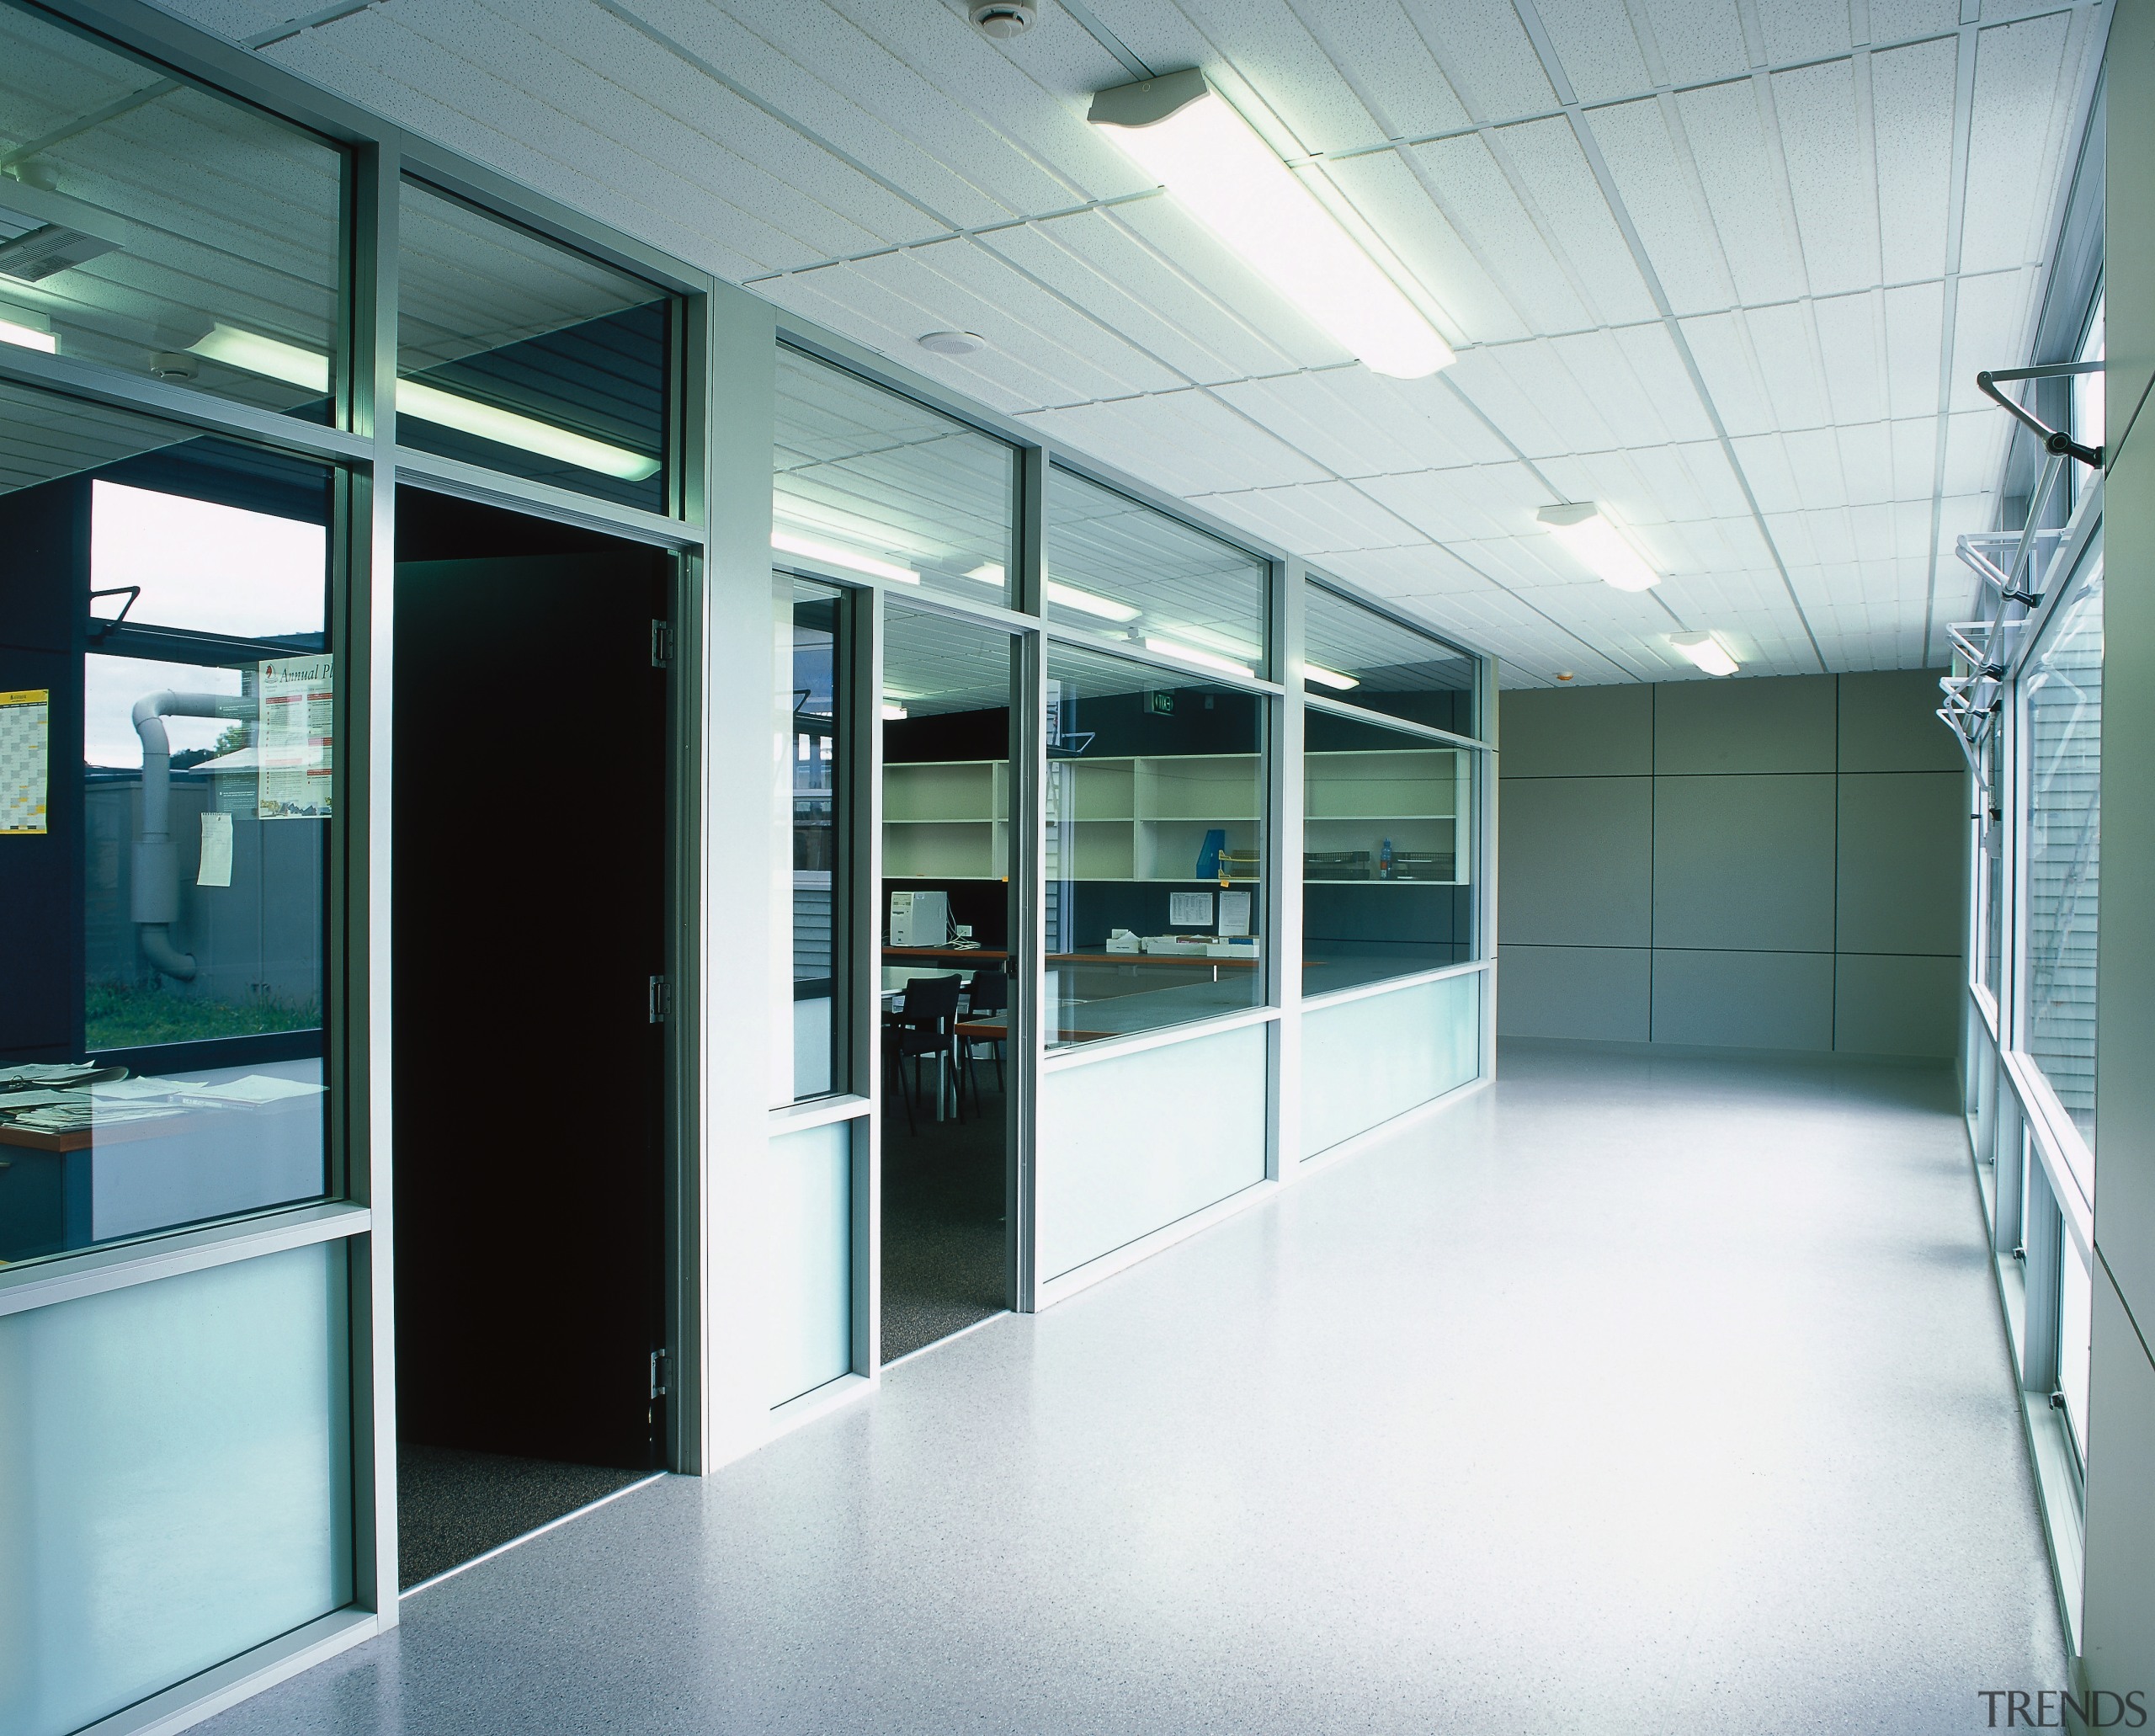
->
[1653,774,1837,951]
[1837,772,1966,955]
[1833,953,1960,1057]
[1498,777,1652,946]
[1653,674,1835,774]
[1838,669,1961,771]
[1496,945,1650,1041]
[1651,949,1834,1050]
[2081,1268,2155,1701]
[1498,684,1652,777]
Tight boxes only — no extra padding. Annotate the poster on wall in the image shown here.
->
[0,688,49,834]
[258,654,333,820]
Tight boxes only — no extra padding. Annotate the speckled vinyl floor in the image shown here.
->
[200,1043,2067,1735]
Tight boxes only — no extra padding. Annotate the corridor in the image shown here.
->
[203,1045,2063,1735]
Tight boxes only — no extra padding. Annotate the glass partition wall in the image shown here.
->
[0,5,1498,1728]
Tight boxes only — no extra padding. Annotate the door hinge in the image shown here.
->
[651,618,672,668]
[648,973,669,1024]
[650,1348,669,1399]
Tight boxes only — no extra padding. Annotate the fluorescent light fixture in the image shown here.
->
[1046,580,1141,623]
[771,530,918,585]
[0,316,56,354]
[1304,663,1360,691]
[1173,622,1262,661]
[396,379,660,482]
[1536,502,1659,593]
[189,323,661,482]
[1088,70,1454,381]
[881,703,909,721]
[1146,636,1252,678]
[964,562,1007,586]
[192,323,326,391]
[1669,631,1739,677]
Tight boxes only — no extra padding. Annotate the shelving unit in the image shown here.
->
[883,748,1469,884]
[1304,748,1467,886]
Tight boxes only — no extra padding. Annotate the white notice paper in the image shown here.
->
[1168,891,1213,927]
[0,688,49,834]
[258,655,333,819]
[1216,890,1252,937]
[197,810,234,887]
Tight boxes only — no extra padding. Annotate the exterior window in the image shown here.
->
[1,381,334,1265]
[773,347,1016,609]
[2019,535,2102,1171]
[0,8,345,423]
[1042,642,1264,1047]
[1045,465,1267,669]
[398,179,672,510]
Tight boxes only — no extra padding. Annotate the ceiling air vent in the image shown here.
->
[0,222,116,283]
[970,1,1036,39]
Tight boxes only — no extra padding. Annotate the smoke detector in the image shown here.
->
[970,1,1035,39]
[918,329,986,356]
[1555,670,1575,683]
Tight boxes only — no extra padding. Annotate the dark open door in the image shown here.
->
[391,544,671,1470]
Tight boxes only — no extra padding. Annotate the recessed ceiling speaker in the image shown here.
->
[970,1,1035,39]
[918,329,986,356]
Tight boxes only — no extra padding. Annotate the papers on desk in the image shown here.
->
[8,1101,182,1132]
[0,1062,104,1090]
[174,1074,327,1109]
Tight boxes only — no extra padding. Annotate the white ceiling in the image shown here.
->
[166,0,2108,685]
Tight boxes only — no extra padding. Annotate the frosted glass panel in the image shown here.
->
[1301,972,1479,1159]
[770,1121,852,1404]
[0,1241,352,1736]
[1038,1023,1266,1281]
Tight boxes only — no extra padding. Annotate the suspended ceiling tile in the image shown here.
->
[1834,421,1896,508]
[1491,116,1658,327]
[990,0,1134,95]
[1409,133,1594,334]
[1024,387,1332,494]
[1537,330,1667,450]
[1883,281,1947,418]
[1321,542,1503,598]
[700,0,1088,219]
[1960,12,2078,274]
[1605,323,1718,443]
[1871,0,1964,39]
[1396,0,1556,122]
[757,269,1045,415]
[1105,195,1349,370]
[1318,151,1528,345]
[1727,433,1802,514]
[1950,267,2040,412]
[1779,428,1847,507]
[1282,0,1473,139]
[1756,0,1853,63]
[981,210,1301,386]
[1147,0,1403,157]
[1191,478,1423,552]
[849,238,1188,400]
[1741,303,1832,430]
[1584,97,1737,318]
[1674,79,1807,306]
[1535,0,1654,105]
[1442,342,1572,457]
[1679,312,1776,436]
[1356,461,1552,543]
[1812,292,1887,427]
[1633,0,1752,88]
[1771,57,1880,297]
[1943,409,2009,496]
[1870,35,1959,285]
[1890,416,1940,498]
[1209,370,1506,477]
[480,0,910,257]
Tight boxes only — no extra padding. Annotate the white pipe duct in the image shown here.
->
[132,690,252,982]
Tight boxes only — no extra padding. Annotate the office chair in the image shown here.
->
[885,972,964,1135]
[960,967,1009,1108]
